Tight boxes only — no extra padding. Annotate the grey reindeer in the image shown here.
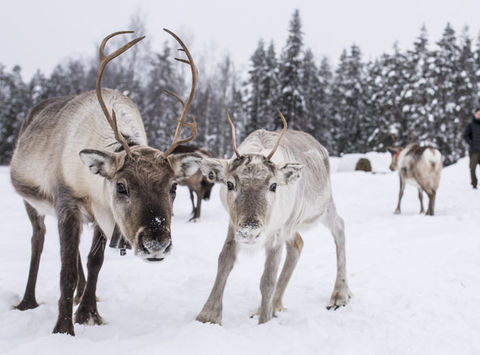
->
[388,144,442,216]
[9,30,201,335]
[196,110,352,325]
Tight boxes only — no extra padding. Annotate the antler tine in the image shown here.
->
[96,31,145,158]
[225,108,242,159]
[163,89,185,107]
[266,110,288,160]
[163,28,198,156]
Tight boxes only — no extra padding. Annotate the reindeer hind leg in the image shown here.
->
[15,201,46,311]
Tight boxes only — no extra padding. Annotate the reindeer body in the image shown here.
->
[224,130,332,241]
[389,144,442,215]
[172,145,215,221]
[9,30,201,336]
[11,89,146,236]
[197,128,351,325]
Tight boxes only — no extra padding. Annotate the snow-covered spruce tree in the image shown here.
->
[225,75,247,157]
[329,45,368,154]
[431,23,461,165]
[301,49,320,136]
[142,41,182,150]
[0,65,32,165]
[380,43,411,147]
[261,41,280,131]
[278,9,306,131]
[246,39,267,135]
[456,26,477,157]
[474,31,480,105]
[364,56,393,151]
[402,25,437,148]
[314,57,334,152]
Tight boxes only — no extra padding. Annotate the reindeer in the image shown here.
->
[196,110,352,325]
[388,144,442,216]
[9,29,200,335]
[171,145,215,221]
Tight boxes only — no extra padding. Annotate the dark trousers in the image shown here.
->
[470,152,480,187]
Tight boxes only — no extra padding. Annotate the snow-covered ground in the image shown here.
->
[0,158,479,355]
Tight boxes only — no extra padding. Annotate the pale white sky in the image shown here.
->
[1,0,480,80]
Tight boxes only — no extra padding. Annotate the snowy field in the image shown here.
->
[0,157,479,355]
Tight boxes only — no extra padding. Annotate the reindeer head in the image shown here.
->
[200,110,303,246]
[387,146,403,171]
[80,30,200,262]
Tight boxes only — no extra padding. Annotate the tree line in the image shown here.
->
[1,10,479,165]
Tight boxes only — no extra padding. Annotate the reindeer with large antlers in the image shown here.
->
[196,110,352,325]
[10,29,200,335]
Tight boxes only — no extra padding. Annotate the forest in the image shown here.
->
[1,9,479,165]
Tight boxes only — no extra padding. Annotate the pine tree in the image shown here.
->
[315,57,334,151]
[301,49,320,135]
[432,23,461,164]
[278,9,306,130]
[330,45,367,154]
[261,41,280,131]
[246,39,267,135]
[0,66,32,164]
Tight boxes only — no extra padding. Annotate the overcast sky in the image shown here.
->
[2,0,480,80]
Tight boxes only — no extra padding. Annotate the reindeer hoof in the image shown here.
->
[15,299,39,311]
[189,217,199,223]
[196,310,222,325]
[327,286,352,310]
[394,209,401,215]
[53,319,75,336]
[75,306,104,325]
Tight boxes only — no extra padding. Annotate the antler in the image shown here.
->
[96,31,145,158]
[266,110,288,160]
[225,107,242,159]
[163,28,198,156]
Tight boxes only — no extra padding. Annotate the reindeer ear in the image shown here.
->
[168,153,202,179]
[276,163,304,185]
[200,158,228,183]
[79,149,118,178]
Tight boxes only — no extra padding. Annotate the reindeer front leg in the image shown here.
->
[258,243,283,324]
[53,190,82,336]
[75,226,106,325]
[394,176,405,214]
[272,233,303,314]
[323,205,352,310]
[196,225,237,325]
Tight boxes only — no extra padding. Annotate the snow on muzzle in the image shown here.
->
[235,220,263,245]
[134,225,172,262]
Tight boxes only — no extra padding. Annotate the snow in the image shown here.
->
[0,158,479,355]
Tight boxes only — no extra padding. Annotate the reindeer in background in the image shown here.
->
[196,110,352,325]
[388,144,442,216]
[10,29,200,335]
[171,145,215,221]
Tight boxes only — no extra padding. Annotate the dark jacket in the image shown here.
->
[464,118,480,153]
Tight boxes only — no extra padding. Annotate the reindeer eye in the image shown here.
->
[208,171,215,181]
[117,183,127,195]
[269,183,277,192]
[227,181,234,191]
[170,183,177,194]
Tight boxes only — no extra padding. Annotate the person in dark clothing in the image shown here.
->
[464,108,480,189]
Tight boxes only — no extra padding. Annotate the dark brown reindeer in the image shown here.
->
[171,145,215,221]
[388,144,442,215]
[10,29,200,335]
